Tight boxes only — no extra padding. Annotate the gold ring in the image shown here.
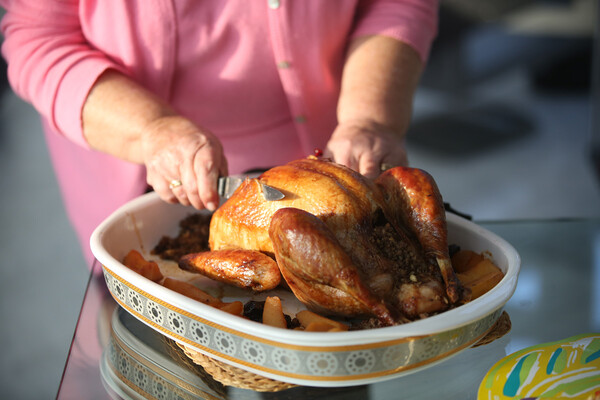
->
[380,163,394,171]
[168,179,182,189]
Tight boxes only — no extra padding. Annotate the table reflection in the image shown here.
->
[494,220,600,355]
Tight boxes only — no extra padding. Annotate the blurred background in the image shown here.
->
[1,0,599,398]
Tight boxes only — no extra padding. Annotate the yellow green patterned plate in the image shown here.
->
[478,333,600,399]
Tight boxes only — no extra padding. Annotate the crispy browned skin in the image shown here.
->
[179,249,281,291]
[209,159,382,255]
[206,158,460,324]
[269,207,394,325]
[375,168,460,302]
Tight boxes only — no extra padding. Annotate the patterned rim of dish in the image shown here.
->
[103,265,503,386]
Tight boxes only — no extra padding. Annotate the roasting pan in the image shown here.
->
[90,192,520,387]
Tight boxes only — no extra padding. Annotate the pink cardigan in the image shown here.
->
[1,0,438,265]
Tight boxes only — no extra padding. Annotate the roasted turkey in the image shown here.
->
[179,157,461,326]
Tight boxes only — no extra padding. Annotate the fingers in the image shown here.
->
[151,178,179,204]
[163,160,224,211]
[142,116,227,211]
[326,123,408,179]
[328,148,380,179]
[172,141,226,211]
[358,156,382,179]
[359,147,408,178]
[179,162,197,207]
[145,159,180,205]
[324,147,356,172]
[193,149,227,211]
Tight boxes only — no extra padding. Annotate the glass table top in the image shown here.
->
[56,218,600,399]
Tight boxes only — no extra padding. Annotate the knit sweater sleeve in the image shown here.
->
[0,0,124,147]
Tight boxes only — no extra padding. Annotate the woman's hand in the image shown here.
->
[333,35,423,178]
[82,70,227,210]
[142,116,227,211]
[325,119,408,178]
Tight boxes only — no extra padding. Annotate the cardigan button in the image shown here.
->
[295,115,307,124]
[277,61,291,69]
[268,0,280,9]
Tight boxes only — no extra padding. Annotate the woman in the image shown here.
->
[0,0,438,264]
